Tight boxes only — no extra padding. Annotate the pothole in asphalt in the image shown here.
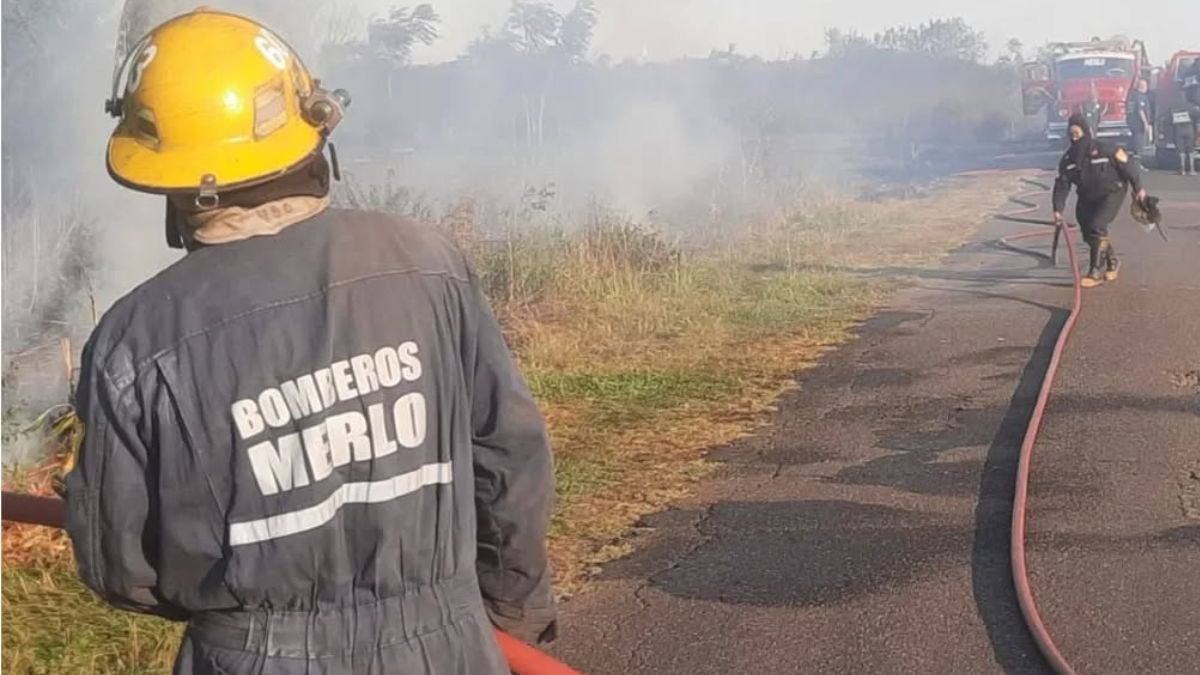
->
[1167,369,1200,389]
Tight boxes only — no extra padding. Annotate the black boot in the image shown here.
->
[1102,238,1120,281]
[1081,236,1105,288]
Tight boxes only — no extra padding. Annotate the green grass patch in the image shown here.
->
[2,563,183,675]
[532,368,740,522]
[551,453,618,505]
[549,454,618,537]
[529,369,737,422]
[726,271,879,329]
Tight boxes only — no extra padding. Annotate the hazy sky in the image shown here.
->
[395,0,1198,65]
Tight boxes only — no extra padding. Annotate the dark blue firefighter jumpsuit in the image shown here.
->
[64,208,558,674]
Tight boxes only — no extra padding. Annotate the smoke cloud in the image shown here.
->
[3,0,1190,464]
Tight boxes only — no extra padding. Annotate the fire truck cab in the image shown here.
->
[1022,37,1153,144]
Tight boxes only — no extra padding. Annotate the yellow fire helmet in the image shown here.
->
[106,7,349,201]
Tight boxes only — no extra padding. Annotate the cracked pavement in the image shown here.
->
[546,167,1200,674]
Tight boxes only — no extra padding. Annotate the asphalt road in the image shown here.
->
[547,166,1200,674]
[1023,171,1200,675]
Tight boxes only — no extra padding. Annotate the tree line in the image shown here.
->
[315,3,1025,156]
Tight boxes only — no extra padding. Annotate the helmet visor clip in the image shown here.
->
[195,174,220,210]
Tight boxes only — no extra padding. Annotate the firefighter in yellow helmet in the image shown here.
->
[64,8,558,675]
[105,6,350,247]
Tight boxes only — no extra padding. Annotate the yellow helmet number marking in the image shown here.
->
[255,29,290,71]
[127,41,158,94]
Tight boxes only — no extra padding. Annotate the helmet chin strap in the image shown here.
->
[165,199,186,250]
[328,142,342,182]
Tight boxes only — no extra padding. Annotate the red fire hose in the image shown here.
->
[2,490,65,528]
[493,629,581,675]
[995,174,1083,675]
[1,174,1088,675]
[0,491,580,675]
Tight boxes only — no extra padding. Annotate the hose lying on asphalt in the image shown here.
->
[1,173,1091,675]
[993,173,1083,675]
[0,491,582,675]
[994,179,1075,266]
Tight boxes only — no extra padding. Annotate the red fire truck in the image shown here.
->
[1152,50,1200,169]
[1022,37,1153,144]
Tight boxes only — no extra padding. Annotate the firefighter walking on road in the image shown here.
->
[1052,113,1147,288]
[63,8,557,674]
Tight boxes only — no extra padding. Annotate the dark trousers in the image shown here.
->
[1076,189,1125,271]
[1177,125,1197,173]
[1129,127,1146,154]
[1075,189,1125,240]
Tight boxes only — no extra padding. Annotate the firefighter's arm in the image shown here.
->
[63,345,185,621]
[1112,146,1145,196]
[462,266,558,644]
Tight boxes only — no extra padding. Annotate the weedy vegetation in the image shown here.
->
[2,0,1030,670]
[2,168,1019,673]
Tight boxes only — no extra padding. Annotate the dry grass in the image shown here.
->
[1,171,1021,669]
[3,563,184,675]
[0,408,181,675]
[3,406,80,568]
[483,170,1018,590]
